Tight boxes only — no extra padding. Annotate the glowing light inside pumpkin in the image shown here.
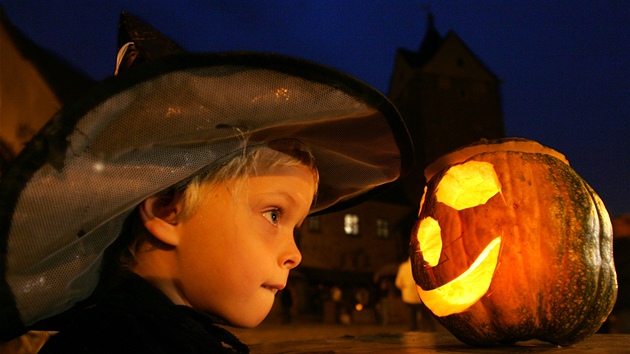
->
[418,237,502,317]
[416,217,442,267]
[436,161,501,210]
[417,186,427,216]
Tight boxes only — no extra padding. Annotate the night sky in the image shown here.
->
[1,1,628,217]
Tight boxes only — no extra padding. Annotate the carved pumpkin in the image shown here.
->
[411,138,617,346]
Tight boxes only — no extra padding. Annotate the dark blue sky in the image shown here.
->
[1,1,628,217]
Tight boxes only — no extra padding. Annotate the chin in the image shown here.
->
[229,314,268,328]
[227,303,273,328]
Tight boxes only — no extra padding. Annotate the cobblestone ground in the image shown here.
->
[228,301,446,348]
[230,321,412,346]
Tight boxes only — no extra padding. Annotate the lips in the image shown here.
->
[262,284,284,294]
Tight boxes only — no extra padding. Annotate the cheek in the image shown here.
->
[177,240,261,311]
[176,215,239,283]
[182,222,268,285]
[226,238,275,281]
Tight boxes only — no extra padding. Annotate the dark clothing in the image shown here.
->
[38,273,248,354]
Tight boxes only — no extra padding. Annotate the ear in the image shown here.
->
[139,191,185,247]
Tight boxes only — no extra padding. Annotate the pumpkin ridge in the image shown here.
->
[537,159,602,344]
[507,153,546,334]
[541,157,583,340]
[553,181,616,345]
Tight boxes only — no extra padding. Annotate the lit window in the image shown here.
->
[376,218,390,239]
[344,214,359,235]
[309,215,321,232]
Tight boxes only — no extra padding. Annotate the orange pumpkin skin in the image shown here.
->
[411,138,617,346]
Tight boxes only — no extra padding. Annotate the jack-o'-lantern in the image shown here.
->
[411,138,617,346]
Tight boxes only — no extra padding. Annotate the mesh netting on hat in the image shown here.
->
[0,52,412,339]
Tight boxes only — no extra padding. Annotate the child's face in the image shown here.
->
[172,164,314,327]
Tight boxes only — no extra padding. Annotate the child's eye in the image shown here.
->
[263,209,281,226]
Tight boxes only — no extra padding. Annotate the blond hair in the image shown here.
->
[179,144,318,222]
[115,142,319,268]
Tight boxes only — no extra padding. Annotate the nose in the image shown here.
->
[280,237,302,270]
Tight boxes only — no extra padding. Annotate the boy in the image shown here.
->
[39,143,317,352]
[0,52,412,352]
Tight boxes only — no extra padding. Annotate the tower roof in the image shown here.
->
[417,13,443,65]
[396,12,443,68]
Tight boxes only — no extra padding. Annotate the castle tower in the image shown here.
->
[388,13,505,204]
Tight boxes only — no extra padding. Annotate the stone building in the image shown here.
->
[0,9,94,168]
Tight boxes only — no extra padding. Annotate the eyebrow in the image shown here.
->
[260,190,300,206]
[261,190,312,219]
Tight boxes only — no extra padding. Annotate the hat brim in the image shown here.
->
[0,52,412,339]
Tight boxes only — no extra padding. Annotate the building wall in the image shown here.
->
[0,23,62,161]
[0,13,94,165]
[298,200,416,274]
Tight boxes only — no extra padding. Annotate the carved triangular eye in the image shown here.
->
[436,161,501,210]
[415,217,442,267]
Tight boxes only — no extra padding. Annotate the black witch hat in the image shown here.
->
[0,13,413,340]
[115,12,185,75]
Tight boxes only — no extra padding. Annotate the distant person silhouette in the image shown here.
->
[395,258,436,331]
